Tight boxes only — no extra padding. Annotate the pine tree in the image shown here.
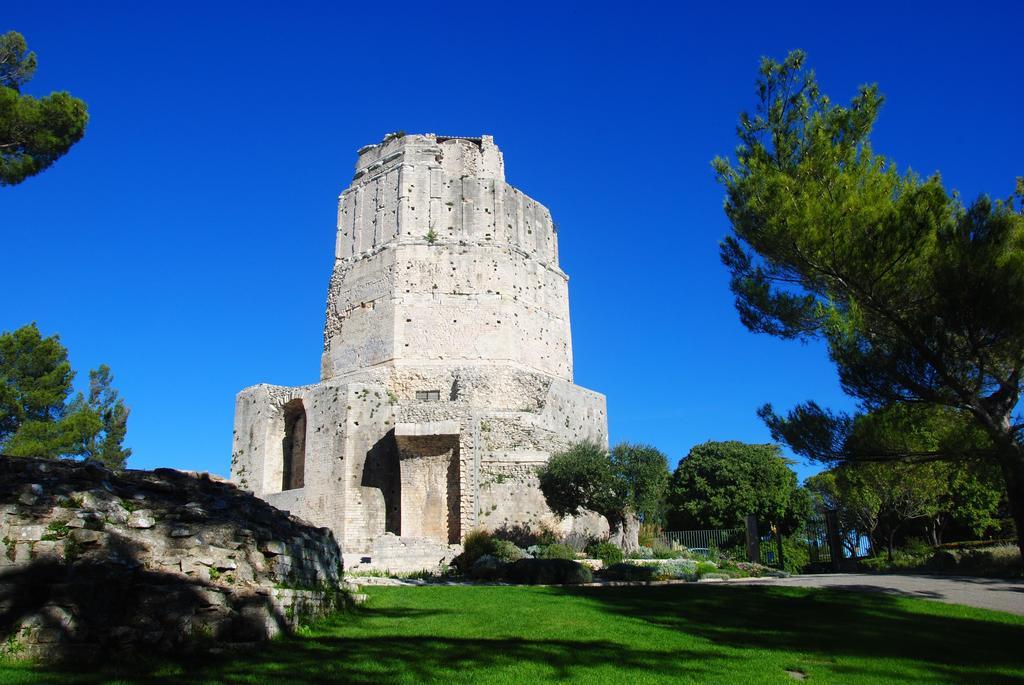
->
[714,50,1024,557]
[1,324,129,467]
[83,365,132,469]
[0,31,88,185]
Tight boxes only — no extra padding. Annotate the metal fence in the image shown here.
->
[655,528,745,554]
[657,513,845,572]
[804,514,833,565]
[758,533,781,567]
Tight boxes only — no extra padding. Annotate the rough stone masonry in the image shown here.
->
[232,134,609,571]
[0,456,347,660]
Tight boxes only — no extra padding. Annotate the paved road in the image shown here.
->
[730,573,1024,615]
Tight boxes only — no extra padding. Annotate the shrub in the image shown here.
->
[731,561,773,578]
[653,559,700,581]
[860,545,1024,577]
[628,545,654,559]
[453,529,496,571]
[859,551,923,572]
[858,555,891,572]
[533,524,561,546]
[538,543,577,560]
[492,539,527,562]
[601,563,657,582]
[781,536,810,574]
[694,561,719,578]
[949,545,1022,577]
[638,522,659,548]
[468,554,507,581]
[903,537,935,558]
[586,541,624,566]
[927,550,960,572]
[505,558,593,585]
[650,541,687,559]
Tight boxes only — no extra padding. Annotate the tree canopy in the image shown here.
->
[609,442,670,524]
[807,457,1005,558]
[714,49,1024,556]
[0,323,130,468]
[0,322,76,455]
[1,31,88,185]
[666,441,808,534]
[538,441,624,522]
[537,441,669,551]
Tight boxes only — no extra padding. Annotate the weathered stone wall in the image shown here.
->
[321,249,397,377]
[232,381,352,536]
[0,456,345,660]
[322,134,571,382]
[337,384,399,552]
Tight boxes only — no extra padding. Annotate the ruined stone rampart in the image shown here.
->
[0,456,346,660]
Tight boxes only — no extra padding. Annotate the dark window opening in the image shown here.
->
[415,390,440,402]
[282,399,306,490]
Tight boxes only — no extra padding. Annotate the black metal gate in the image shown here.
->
[744,511,845,572]
[803,510,844,571]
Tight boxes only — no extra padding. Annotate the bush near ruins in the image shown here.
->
[537,441,670,553]
[505,558,593,585]
[452,529,496,572]
[537,543,576,560]
[586,540,625,566]
[491,539,526,562]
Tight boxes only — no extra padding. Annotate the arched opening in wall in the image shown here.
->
[281,399,306,491]
[394,432,461,544]
[361,431,401,536]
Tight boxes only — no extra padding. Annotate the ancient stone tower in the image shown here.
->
[232,134,608,570]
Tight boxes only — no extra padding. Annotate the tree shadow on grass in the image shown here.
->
[814,583,945,600]
[26,623,733,684]
[558,584,1024,683]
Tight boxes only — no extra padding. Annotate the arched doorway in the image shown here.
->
[281,399,306,490]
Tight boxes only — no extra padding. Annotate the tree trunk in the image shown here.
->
[996,444,1024,560]
[608,511,640,553]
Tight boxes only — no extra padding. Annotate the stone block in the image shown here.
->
[127,510,156,528]
[14,525,44,542]
[195,589,228,607]
[31,540,65,561]
[106,503,130,524]
[260,540,286,556]
[70,529,104,545]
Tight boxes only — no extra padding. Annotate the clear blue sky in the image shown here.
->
[3,2,1021,481]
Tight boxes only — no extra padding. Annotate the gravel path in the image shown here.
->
[730,573,1024,616]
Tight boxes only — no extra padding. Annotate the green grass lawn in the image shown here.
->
[3,584,1023,684]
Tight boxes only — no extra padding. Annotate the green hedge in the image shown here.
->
[505,559,593,585]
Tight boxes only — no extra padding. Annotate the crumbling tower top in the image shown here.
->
[353,133,505,183]
[323,133,572,383]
